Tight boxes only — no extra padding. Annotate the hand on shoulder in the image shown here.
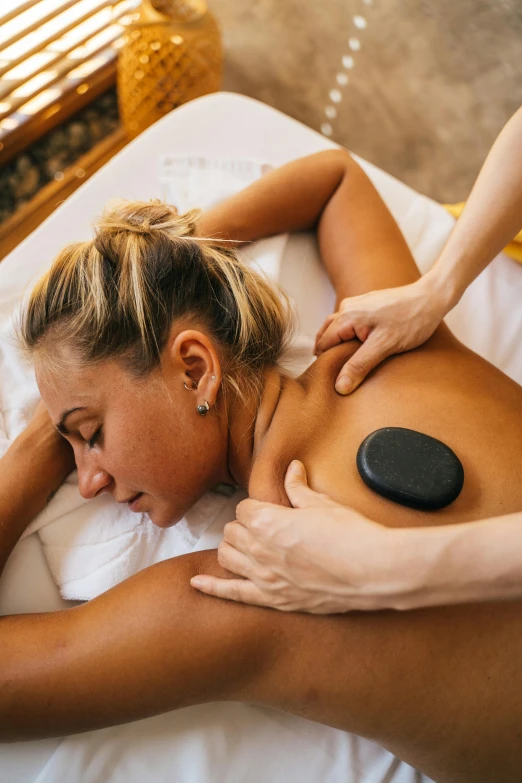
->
[314,273,450,394]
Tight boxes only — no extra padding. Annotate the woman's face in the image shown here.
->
[36,329,231,527]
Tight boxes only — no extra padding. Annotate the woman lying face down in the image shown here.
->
[9,149,522,782]
[23,199,295,528]
[22,191,522,538]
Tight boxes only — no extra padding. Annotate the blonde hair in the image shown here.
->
[18,198,297,406]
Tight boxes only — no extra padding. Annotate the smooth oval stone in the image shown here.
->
[356,427,464,511]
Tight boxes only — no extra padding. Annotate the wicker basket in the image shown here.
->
[117,0,223,139]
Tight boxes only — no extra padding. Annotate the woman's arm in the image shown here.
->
[197,148,421,308]
[195,149,350,245]
[0,402,75,575]
[1,549,280,741]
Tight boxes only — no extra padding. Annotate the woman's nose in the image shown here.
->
[77,461,112,500]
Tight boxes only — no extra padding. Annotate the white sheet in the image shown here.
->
[1,90,521,783]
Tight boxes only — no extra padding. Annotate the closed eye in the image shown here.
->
[88,427,102,449]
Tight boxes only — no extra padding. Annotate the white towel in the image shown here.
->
[0,155,295,601]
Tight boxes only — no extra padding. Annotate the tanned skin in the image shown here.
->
[1,151,521,783]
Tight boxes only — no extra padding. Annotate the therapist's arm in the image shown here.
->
[393,512,522,609]
[313,105,522,392]
[193,460,522,612]
[426,104,522,308]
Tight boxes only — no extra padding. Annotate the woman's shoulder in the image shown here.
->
[249,334,522,526]
[248,343,361,504]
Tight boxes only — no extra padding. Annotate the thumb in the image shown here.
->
[284,461,338,509]
[335,335,388,394]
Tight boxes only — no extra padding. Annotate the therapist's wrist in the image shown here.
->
[384,524,485,611]
[420,265,461,318]
[367,526,452,611]
[334,523,446,612]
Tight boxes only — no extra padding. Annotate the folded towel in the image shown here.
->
[443,201,522,265]
[0,155,295,601]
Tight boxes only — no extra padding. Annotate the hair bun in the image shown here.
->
[94,198,201,239]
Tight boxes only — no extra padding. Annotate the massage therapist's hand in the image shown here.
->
[314,273,451,394]
[191,460,405,613]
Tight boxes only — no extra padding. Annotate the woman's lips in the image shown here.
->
[128,492,144,511]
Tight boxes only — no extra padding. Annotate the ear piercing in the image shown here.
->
[184,375,216,389]
[184,376,212,415]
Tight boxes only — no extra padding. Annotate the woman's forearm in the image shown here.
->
[0,550,279,741]
[195,149,351,244]
[391,512,522,610]
[427,105,522,309]
[0,419,74,575]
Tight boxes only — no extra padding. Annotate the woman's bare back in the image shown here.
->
[251,325,522,529]
[241,327,522,783]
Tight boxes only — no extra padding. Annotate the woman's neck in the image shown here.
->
[224,343,361,490]
[225,368,284,489]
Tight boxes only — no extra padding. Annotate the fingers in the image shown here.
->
[283,459,309,502]
[217,540,255,578]
[335,335,391,394]
[285,461,316,509]
[190,575,271,607]
[235,497,283,530]
[233,464,338,522]
[314,315,357,355]
[284,460,338,509]
[223,519,254,551]
[313,312,336,353]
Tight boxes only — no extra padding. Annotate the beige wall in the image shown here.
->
[211,0,522,202]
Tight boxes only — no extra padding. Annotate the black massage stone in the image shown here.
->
[356,427,464,511]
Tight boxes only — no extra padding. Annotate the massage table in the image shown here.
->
[1,91,521,783]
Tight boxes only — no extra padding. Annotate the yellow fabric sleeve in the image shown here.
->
[443,202,522,265]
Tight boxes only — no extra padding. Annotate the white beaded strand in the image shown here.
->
[320,5,370,139]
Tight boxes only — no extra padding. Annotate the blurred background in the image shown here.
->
[1,0,521,260]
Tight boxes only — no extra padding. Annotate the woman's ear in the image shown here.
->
[170,328,222,397]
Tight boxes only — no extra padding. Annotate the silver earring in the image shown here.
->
[211,375,216,381]
[184,379,198,390]
[197,400,210,416]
